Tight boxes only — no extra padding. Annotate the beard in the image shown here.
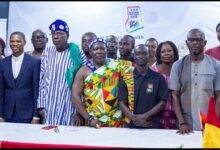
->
[107,50,116,55]
[192,50,202,56]
[120,51,130,58]
[34,47,44,52]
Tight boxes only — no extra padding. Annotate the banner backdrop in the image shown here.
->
[7,2,220,57]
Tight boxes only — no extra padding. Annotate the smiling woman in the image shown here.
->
[151,41,179,129]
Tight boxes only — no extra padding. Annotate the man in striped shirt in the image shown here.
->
[37,19,84,125]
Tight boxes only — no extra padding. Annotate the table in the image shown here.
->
[0,122,203,148]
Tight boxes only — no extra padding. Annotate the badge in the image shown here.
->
[146,83,153,94]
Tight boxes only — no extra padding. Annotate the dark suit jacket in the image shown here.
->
[0,54,40,120]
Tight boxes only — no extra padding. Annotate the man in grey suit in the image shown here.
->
[0,31,40,123]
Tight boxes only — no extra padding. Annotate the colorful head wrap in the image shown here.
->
[89,37,107,50]
[49,19,69,35]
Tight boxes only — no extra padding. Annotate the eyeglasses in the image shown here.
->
[32,35,46,40]
[187,38,204,43]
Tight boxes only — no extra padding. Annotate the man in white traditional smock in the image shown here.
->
[37,19,84,125]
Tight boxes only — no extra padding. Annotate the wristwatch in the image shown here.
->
[87,115,94,125]
[179,122,187,126]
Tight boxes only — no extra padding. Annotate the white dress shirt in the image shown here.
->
[12,53,24,79]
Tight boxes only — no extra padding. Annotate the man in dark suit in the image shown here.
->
[0,31,40,124]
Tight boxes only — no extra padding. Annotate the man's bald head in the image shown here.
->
[187,28,205,40]
[186,28,207,57]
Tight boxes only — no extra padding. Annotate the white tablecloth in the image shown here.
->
[0,122,203,148]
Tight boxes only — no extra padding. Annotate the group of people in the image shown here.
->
[0,19,220,135]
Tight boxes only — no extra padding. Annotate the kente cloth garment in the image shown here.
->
[38,43,83,125]
[151,64,177,129]
[83,59,133,127]
[117,59,135,123]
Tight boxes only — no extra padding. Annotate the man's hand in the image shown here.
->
[142,121,153,128]
[133,114,149,127]
[73,113,85,126]
[130,114,137,122]
[89,119,101,129]
[177,123,193,134]
[31,118,40,124]
[38,108,46,124]
[0,117,5,122]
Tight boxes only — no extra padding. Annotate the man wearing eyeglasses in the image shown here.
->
[169,28,220,134]
[26,29,48,59]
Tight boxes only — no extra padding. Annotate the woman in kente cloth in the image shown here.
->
[72,37,134,128]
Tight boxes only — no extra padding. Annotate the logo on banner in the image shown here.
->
[125,6,144,33]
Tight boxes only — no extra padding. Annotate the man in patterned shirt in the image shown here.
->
[72,37,130,128]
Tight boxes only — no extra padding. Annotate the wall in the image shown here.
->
[0,2,9,48]
[6,2,220,57]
